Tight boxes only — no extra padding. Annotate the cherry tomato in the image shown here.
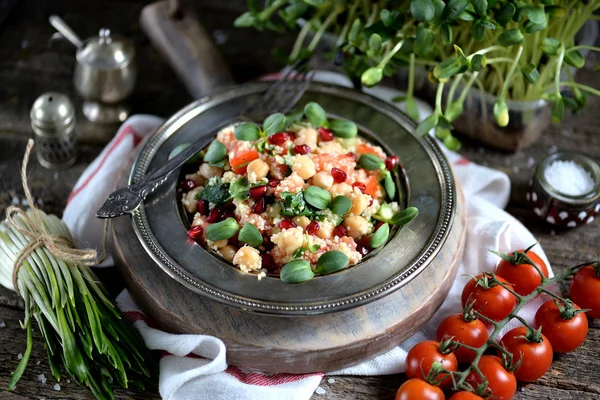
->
[461,274,517,321]
[436,314,488,364]
[466,355,517,400]
[498,327,553,382]
[395,379,445,400]
[405,340,458,388]
[495,249,549,295]
[448,392,484,400]
[570,265,600,319]
[533,299,588,353]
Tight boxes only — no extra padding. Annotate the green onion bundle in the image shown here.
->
[0,141,155,399]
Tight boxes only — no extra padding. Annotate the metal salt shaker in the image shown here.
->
[30,92,77,170]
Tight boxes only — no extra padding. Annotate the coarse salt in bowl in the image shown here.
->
[528,152,600,228]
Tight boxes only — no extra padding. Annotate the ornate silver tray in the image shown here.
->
[128,82,455,315]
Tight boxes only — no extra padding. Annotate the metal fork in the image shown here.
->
[96,61,315,219]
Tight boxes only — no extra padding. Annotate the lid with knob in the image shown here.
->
[76,28,135,70]
[30,92,76,135]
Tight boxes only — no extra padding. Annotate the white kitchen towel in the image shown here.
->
[62,71,552,400]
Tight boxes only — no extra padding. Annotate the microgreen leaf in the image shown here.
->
[263,113,287,136]
[203,140,227,163]
[410,0,435,22]
[304,186,332,210]
[370,223,390,248]
[238,223,263,247]
[316,250,350,275]
[416,113,439,136]
[383,171,396,200]
[522,64,540,83]
[359,153,385,170]
[496,3,516,25]
[498,29,524,46]
[390,207,419,226]
[442,0,469,21]
[304,102,328,128]
[523,5,545,24]
[414,25,434,57]
[361,67,383,87]
[235,123,262,141]
[329,119,358,138]
[331,195,352,215]
[368,33,383,53]
[280,259,314,283]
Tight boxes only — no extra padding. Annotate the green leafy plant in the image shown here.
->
[236,0,600,147]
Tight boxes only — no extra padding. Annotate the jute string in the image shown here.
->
[7,139,107,292]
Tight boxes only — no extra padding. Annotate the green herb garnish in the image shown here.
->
[229,177,251,200]
[199,177,231,205]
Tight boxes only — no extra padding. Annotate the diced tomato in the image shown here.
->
[230,149,260,174]
[364,175,380,198]
[313,153,355,181]
[356,143,385,160]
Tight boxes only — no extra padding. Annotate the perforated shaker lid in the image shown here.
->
[30,92,76,135]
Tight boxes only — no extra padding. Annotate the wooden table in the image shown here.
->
[1,1,599,399]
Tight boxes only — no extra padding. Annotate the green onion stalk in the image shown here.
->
[0,140,156,399]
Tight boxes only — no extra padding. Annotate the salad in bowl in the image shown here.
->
[177,102,418,283]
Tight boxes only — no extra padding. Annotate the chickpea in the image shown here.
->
[312,171,334,190]
[272,227,304,255]
[292,216,310,228]
[247,159,269,183]
[233,246,261,272]
[212,239,228,249]
[316,221,334,240]
[292,155,316,180]
[182,187,202,214]
[349,187,370,216]
[344,215,370,239]
[185,172,205,186]
[199,163,223,179]
[294,127,318,149]
[329,182,352,198]
[221,245,237,261]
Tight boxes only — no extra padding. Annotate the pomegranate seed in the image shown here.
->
[278,220,297,230]
[293,144,311,155]
[181,179,196,192]
[229,234,241,247]
[187,225,204,242]
[333,225,348,237]
[268,132,289,146]
[249,185,268,199]
[356,236,372,255]
[196,200,209,216]
[268,178,280,188]
[306,221,320,235]
[318,127,333,141]
[262,234,274,250]
[253,197,267,214]
[221,210,235,219]
[261,254,277,272]
[352,182,367,193]
[385,155,400,171]
[357,245,370,256]
[222,201,236,211]
[331,168,347,183]
[374,221,385,231]
[368,197,374,206]
[207,207,222,223]
[348,152,357,161]
[288,132,297,140]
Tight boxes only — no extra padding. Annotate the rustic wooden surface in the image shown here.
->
[111,154,465,373]
[0,0,599,398]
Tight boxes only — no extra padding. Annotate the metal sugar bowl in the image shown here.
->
[50,16,136,124]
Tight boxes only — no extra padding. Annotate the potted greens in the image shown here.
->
[235,0,600,151]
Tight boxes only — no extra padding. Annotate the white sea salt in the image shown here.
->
[544,160,595,196]
[0,321,5,328]
[327,378,336,384]
[38,373,47,384]
[17,353,22,360]
[53,383,61,391]
[315,386,326,395]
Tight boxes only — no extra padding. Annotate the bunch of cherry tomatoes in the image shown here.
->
[395,245,600,400]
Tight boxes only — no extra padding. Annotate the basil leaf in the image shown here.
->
[263,113,287,136]
[204,140,227,163]
[238,223,263,247]
[230,177,251,200]
[235,123,261,141]
[304,102,328,128]
[200,178,231,205]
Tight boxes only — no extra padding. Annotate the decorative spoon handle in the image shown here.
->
[95,133,214,219]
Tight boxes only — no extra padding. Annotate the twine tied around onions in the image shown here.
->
[6,139,105,292]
